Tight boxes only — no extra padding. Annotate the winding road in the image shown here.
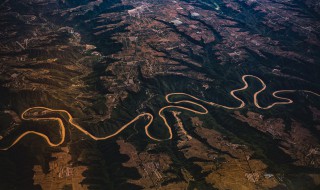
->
[1,75,319,150]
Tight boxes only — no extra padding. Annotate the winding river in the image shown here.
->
[1,75,319,150]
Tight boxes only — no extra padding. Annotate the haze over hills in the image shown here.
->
[0,0,320,189]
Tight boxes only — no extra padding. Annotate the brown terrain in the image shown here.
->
[0,0,320,189]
